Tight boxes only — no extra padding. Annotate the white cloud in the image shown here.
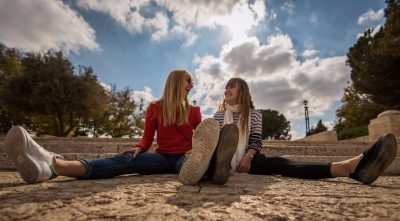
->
[324,121,335,131]
[289,127,302,141]
[302,49,319,57]
[193,34,350,121]
[357,8,384,25]
[100,82,155,106]
[171,25,198,47]
[77,0,169,41]
[100,82,112,92]
[310,120,335,131]
[0,0,99,53]
[132,86,155,105]
[76,0,266,45]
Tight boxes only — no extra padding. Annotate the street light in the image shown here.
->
[303,100,310,136]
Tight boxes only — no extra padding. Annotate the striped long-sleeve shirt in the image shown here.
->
[213,109,262,152]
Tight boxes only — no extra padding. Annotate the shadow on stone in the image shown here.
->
[0,173,172,205]
[165,174,278,213]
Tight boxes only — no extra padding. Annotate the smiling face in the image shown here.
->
[224,82,239,105]
[182,76,194,97]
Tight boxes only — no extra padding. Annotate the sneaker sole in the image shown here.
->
[5,126,42,184]
[211,124,239,185]
[179,119,220,185]
[359,133,397,184]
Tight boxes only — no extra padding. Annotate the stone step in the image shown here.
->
[262,145,400,156]
[0,140,156,153]
[1,153,399,174]
[0,135,141,142]
[0,143,370,155]
[1,138,399,156]
[262,140,373,146]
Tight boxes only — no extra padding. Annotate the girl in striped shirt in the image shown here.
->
[209,77,397,185]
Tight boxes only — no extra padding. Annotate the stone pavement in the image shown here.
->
[1,171,400,221]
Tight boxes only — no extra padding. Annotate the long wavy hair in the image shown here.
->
[219,78,254,134]
[158,69,193,126]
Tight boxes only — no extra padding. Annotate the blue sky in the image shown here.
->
[0,0,387,139]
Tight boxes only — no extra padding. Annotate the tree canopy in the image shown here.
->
[335,85,385,132]
[309,119,328,136]
[336,0,400,138]
[0,45,145,137]
[372,0,400,57]
[259,109,291,140]
[347,0,400,109]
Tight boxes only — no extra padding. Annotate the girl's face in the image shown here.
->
[224,83,239,105]
[183,77,194,97]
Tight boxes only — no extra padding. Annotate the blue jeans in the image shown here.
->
[79,152,188,179]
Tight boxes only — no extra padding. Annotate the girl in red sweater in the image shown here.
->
[4,69,220,183]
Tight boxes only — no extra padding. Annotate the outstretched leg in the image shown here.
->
[249,154,333,179]
[249,133,397,185]
[4,126,179,183]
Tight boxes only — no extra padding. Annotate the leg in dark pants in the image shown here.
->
[249,153,333,179]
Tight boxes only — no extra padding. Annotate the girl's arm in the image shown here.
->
[135,102,158,152]
[238,109,262,173]
[247,109,262,153]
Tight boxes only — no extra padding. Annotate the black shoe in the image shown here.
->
[208,123,239,185]
[350,133,397,185]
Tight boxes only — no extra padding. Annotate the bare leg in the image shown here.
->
[330,154,363,177]
[53,158,87,178]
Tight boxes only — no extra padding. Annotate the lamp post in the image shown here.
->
[303,100,310,136]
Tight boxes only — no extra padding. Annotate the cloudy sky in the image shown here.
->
[0,0,387,139]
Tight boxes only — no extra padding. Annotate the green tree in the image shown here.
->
[347,1,400,109]
[372,0,400,56]
[259,109,290,140]
[131,96,146,137]
[336,0,399,139]
[335,85,385,133]
[94,86,145,138]
[0,50,108,136]
[0,44,33,133]
[309,119,328,135]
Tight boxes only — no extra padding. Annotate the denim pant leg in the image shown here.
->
[174,154,189,173]
[80,152,180,179]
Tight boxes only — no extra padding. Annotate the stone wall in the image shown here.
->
[297,131,337,142]
[369,110,400,141]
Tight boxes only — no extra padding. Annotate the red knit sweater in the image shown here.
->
[136,102,202,154]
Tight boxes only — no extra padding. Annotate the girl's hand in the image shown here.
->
[236,154,253,173]
[121,147,143,158]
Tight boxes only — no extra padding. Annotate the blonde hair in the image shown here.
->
[159,69,194,126]
[219,78,254,134]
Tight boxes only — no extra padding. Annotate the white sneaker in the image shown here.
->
[4,126,61,184]
[179,118,220,185]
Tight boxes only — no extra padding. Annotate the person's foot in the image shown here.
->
[208,123,239,185]
[4,126,61,184]
[350,133,398,185]
[179,119,220,185]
